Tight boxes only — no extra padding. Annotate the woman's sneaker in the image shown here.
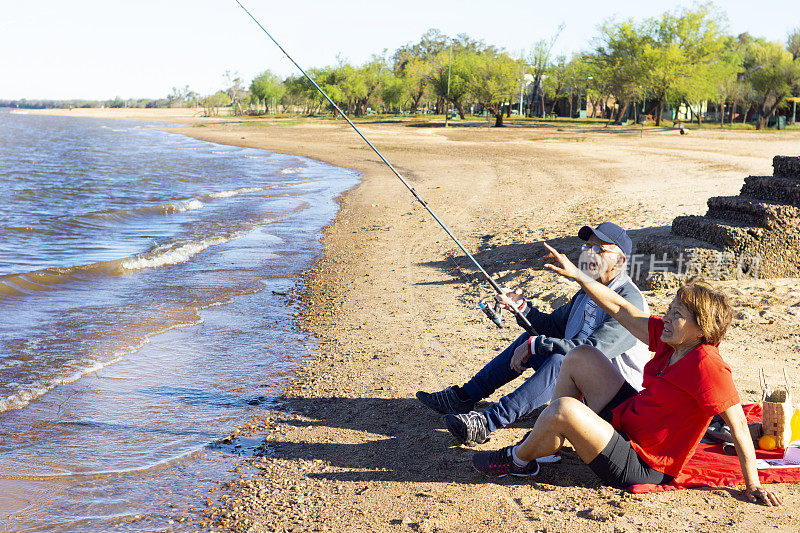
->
[472,446,540,477]
[415,386,475,415]
[514,431,562,463]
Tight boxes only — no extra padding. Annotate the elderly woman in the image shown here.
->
[471,242,782,506]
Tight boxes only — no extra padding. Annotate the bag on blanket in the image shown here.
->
[760,368,793,449]
[705,415,761,449]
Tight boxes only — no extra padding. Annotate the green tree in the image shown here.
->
[542,55,570,116]
[526,25,564,117]
[316,64,349,116]
[297,57,389,117]
[380,74,407,113]
[183,89,200,108]
[392,29,450,114]
[351,57,390,116]
[392,28,450,66]
[788,27,800,60]
[592,18,651,123]
[284,71,327,114]
[397,56,432,113]
[654,3,727,125]
[741,39,800,129]
[467,51,519,126]
[427,49,473,119]
[712,54,745,125]
[200,90,231,117]
[250,70,286,114]
[571,54,604,118]
[395,30,500,116]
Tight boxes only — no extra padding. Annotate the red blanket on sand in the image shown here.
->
[629,404,800,493]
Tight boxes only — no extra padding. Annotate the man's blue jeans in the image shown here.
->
[461,332,565,432]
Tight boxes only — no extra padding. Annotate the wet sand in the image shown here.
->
[30,108,800,531]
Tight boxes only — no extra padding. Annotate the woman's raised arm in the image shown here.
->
[541,242,650,345]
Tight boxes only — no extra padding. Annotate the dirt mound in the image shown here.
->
[637,156,800,288]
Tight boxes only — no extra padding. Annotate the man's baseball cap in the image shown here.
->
[578,222,632,257]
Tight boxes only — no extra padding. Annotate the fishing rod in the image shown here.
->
[234,0,535,333]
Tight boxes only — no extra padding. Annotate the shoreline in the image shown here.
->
[26,108,800,531]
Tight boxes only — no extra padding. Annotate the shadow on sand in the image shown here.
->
[267,395,604,489]
[416,226,672,288]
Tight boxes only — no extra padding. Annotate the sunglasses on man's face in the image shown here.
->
[581,243,617,254]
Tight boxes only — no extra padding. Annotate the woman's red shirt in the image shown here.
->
[611,316,740,477]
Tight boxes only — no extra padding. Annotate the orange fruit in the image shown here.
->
[758,435,777,451]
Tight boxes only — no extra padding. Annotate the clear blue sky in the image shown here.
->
[1,0,796,100]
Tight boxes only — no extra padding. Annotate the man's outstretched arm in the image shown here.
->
[541,243,649,345]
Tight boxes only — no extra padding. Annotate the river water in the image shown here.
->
[0,110,358,531]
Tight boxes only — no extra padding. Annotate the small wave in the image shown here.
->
[0,261,118,297]
[119,236,232,271]
[243,154,270,159]
[205,187,262,199]
[57,199,204,227]
[166,198,204,213]
[0,204,306,298]
[130,198,204,216]
[126,198,204,216]
[210,150,237,155]
[0,234,233,296]
[0,361,111,412]
[279,167,304,175]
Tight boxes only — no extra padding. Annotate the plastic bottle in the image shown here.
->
[791,408,800,443]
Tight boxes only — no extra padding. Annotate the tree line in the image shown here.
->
[1,86,202,112]
[245,3,799,129]
[5,3,798,130]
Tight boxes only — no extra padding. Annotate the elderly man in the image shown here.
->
[416,222,650,445]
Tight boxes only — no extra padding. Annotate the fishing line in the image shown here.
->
[234,0,535,333]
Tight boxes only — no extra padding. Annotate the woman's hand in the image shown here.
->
[745,486,783,506]
[720,405,783,508]
[541,242,583,281]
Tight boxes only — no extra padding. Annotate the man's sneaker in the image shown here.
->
[443,410,490,445]
[416,386,475,415]
[472,445,540,477]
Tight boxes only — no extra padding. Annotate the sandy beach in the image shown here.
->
[32,108,800,531]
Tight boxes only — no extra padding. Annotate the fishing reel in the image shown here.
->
[479,297,504,328]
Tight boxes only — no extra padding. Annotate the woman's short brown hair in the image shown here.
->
[676,279,733,346]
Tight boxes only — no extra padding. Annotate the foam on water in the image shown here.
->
[119,235,236,271]
[279,166,305,174]
[79,198,205,222]
[206,186,263,199]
